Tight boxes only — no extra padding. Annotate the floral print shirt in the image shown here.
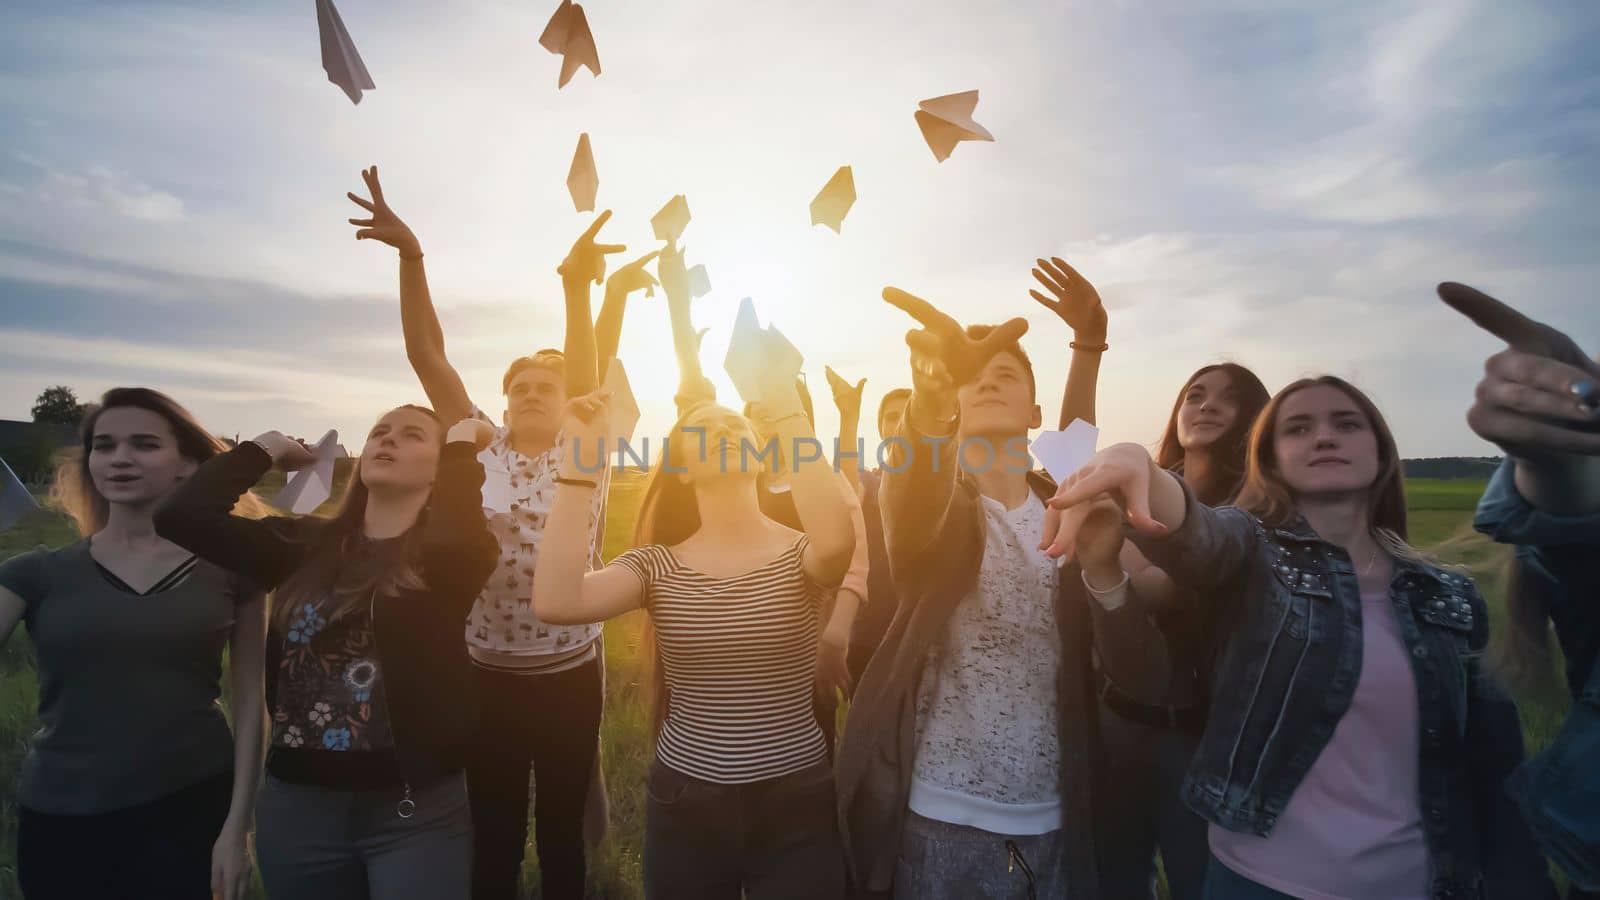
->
[272,599,395,755]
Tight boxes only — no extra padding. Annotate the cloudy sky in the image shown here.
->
[1,0,1596,457]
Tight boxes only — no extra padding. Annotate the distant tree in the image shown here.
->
[31,386,85,426]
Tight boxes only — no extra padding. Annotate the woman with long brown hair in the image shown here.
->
[153,404,497,900]
[1041,375,1553,898]
[0,387,267,900]
[534,380,855,899]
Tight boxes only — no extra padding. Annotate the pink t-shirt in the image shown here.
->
[1209,589,1430,900]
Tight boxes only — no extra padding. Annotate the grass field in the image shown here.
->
[0,476,1571,898]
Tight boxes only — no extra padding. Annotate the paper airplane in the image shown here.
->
[567,133,598,212]
[538,0,601,89]
[810,166,856,233]
[274,430,340,515]
[723,297,804,406]
[602,357,641,444]
[651,195,691,244]
[317,0,375,105]
[915,90,994,162]
[687,264,711,299]
[1031,419,1099,485]
[0,456,39,533]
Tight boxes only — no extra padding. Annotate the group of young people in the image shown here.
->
[1,165,1596,900]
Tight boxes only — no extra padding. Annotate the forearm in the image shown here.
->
[563,276,600,398]
[419,443,497,604]
[532,481,599,624]
[880,404,958,564]
[1129,469,1255,591]
[823,588,861,647]
[399,256,474,423]
[594,284,629,380]
[836,414,862,492]
[1058,346,1103,429]
[779,420,855,581]
[153,444,298,587]
[667,288,707,386]
[223,598,267,832]
[1512,454,1600,516]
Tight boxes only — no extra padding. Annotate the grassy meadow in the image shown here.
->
[0,475,1571,898]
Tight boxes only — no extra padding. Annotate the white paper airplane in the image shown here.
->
[1031,419,1099,485]
[0,456,39,532]
[479,454,514,515]
[538,0,602,89]
[602,357,641,445]
[651,194,691,244]
[810,166,856,233]
[687,264,711,299]
[567,132,598,212]
[274,430,340,515]
[723,297,804,407]
[317,0,376,105]
[915,90,994,162]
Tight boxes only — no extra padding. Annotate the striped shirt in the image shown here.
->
[612,537,829,784]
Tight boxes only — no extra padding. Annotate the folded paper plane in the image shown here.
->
[810,166,856,233]
[915,90,994,162]
[567,133,598,212]
[538,0,602,89]
[274,430,340,515]
[317,0,376,105]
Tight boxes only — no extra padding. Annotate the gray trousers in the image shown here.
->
[255,772,473,900]
[893,812,1067,899]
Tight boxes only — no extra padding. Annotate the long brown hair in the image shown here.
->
[50,387,268,535]
[1234,376,1424,562]
[1155,363,1270,506]
[269,405,441,633]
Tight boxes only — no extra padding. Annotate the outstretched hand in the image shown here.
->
[347,166,421,257]
[1030,257,1107,342]
[559,210,627,286]
[607,250,662,298]
[558,388,614,477]
[1439,282,1600,457]
[1039,443,1167,560]
[882,287,1029,389]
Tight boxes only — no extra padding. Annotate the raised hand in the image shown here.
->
[445,418,496,451]
[347,166,421,257]
[250,431,316,471]
[1030,256,1107,342]
[607,249,662,299]
[1039,442,1167,560]
[1075,495,1127,586]
[1439,282,1600,457]
[558,388,613,476]
[558,210,627,286]
[658,240,689,300]
[825,366,867,422]
[882,286,1029,388]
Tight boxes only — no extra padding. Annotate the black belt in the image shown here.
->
[1094,669,1207,733]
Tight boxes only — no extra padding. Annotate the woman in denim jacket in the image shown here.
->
[1040,374,1553,900]
[1442,282,1600,897]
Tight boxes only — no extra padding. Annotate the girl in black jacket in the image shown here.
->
[155,406,497,900]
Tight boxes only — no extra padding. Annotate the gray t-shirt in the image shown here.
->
[0,540,251,815]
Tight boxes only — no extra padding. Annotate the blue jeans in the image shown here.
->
[1201,854,1295,900]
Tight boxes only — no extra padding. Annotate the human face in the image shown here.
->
[676,404,760,483]
[1177,369,1242,451]
[1272,384,1381,498]
[877,394,909,444]
[504,364,566,444]
[957,351,1040,440]
[88,407,197,507]
[358,407,443,492]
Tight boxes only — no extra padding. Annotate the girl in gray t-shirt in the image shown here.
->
[0,388,268,900]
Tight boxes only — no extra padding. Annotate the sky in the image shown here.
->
[1,0,1597,457]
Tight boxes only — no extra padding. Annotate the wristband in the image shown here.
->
[1070,340,1109,352]
[555,476,598,489]
[399,250,424,261]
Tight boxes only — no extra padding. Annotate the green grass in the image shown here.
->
[0,476,1574,897]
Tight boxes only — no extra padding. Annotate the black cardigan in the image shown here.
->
[154,440,498,788]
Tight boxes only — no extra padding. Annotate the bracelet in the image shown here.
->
[769,411,811,428]
[399,250,424,261]
[554,476,598,489]
[1070,340,1109,352]
[1081,568,1130,595]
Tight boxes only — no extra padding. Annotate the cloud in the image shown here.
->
[7,158,185,222]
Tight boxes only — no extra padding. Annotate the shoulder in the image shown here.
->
[609,543,675,583]
[0,541,82,607]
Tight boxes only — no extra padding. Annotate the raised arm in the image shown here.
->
[878,286,1030,566]
[212,583,267,900]
[348,166,474,425]
[759,381,855,587]
[659,240,717,415]
[534,390,645,625]
[558,211,628,399]
[1029,256,1108,429]
[594,251,661,381]
[825,366,867,494]
[153,434,313,589]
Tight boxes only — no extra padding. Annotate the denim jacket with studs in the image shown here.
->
[1132,478,1554,900]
